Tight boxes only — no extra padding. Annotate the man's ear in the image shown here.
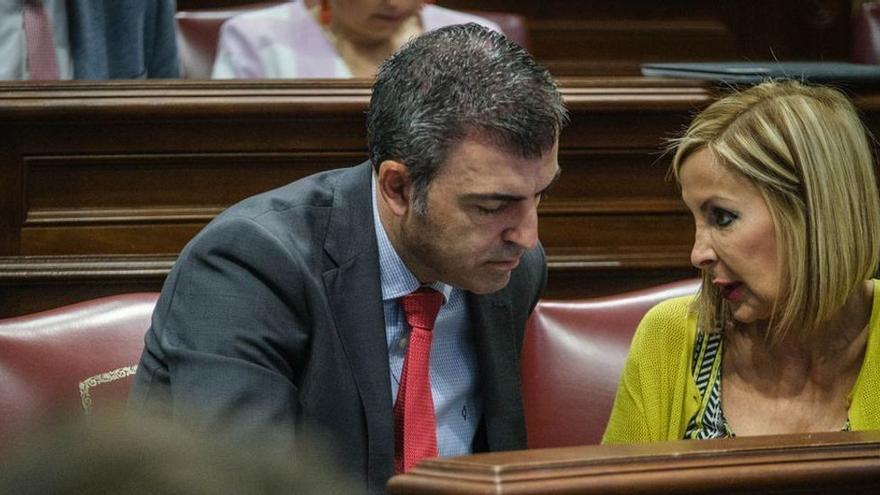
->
[377,160,412,216]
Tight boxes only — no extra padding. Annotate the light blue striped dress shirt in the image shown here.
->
[371,176,482,457]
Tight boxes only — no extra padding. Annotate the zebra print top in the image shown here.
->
[683,332,731,439]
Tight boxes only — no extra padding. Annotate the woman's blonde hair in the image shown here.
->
[670,80,880,347]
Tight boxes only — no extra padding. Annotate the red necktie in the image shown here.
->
[394,287,444,473]
[23,0,59,80]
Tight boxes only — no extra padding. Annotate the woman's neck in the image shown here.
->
[312,7,423,78]
[726,280,874,392]
[719,281,873,436]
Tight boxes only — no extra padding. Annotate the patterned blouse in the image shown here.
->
[683,332,851,439]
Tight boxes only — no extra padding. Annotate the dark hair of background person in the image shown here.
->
[366,22,569,214]
[0,410,359,495]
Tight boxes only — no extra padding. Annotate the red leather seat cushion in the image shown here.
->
[0,293,158,445]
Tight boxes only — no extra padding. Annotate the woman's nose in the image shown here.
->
[690,229,716,269]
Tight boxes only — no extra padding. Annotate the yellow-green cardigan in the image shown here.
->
[602,285,880,444]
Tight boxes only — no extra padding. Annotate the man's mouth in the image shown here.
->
[487,258,520,271]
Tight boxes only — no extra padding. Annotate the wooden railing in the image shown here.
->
[388,430,880,494]
[4,77,880,316]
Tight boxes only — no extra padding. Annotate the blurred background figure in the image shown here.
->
[0,0,178,80]
[211,0,501,78]
[0,410,358,495]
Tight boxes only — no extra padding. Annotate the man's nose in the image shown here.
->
[502,201,539,251]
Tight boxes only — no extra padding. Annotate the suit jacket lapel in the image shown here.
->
[322,162,396,487]
[468,289,527,451]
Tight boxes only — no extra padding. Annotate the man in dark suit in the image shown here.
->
[129,24,567,494]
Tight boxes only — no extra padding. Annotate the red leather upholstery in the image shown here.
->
[521,278,700,448]
[0,293,158,444]
[853,2,880,64]
[175,3,531,79]
[0,279,698,450]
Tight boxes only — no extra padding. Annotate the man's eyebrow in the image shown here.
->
[461,167,562,203]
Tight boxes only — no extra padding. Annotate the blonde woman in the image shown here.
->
[603,80,880,443]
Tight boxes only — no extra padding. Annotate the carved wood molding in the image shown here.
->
[388,430,880,494]
[0,255,175,281]
[0,250,691,282]
[0,78,713,118]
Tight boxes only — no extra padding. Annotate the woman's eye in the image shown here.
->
[711,207,737,227]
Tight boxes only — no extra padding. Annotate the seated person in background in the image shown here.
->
[211,0,501,78]
[0,0,178,80]
[603,80,880,443]
[132,24,567,495]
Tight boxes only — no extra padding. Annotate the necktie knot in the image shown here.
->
[402,287,443,332]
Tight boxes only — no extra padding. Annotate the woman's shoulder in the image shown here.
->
[642,295,695,327]
[221,2,309,35]
[229,2,304,23]
[632,295,698,353]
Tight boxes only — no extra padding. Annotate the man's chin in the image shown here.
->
[459,271,513,295]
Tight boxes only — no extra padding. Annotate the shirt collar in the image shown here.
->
[372,173,453,303]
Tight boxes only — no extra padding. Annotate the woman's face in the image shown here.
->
[330,0,423,43]
[680,147,779,325]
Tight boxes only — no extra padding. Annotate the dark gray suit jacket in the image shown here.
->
[129,161,546,494]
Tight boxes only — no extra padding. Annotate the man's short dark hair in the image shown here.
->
[367,23,568,213]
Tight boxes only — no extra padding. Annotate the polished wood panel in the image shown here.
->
[5,78,879,315]
[0,255,172,318]
[6,78,880,316]
[388,430,880,494]
[440,0,853,76]
[0,78,713,316]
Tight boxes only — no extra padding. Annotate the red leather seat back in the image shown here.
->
[0,293,158,445]
[853,2,880,64]
[521,279,700,448]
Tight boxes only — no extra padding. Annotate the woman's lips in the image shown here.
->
[720,282,744,301]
